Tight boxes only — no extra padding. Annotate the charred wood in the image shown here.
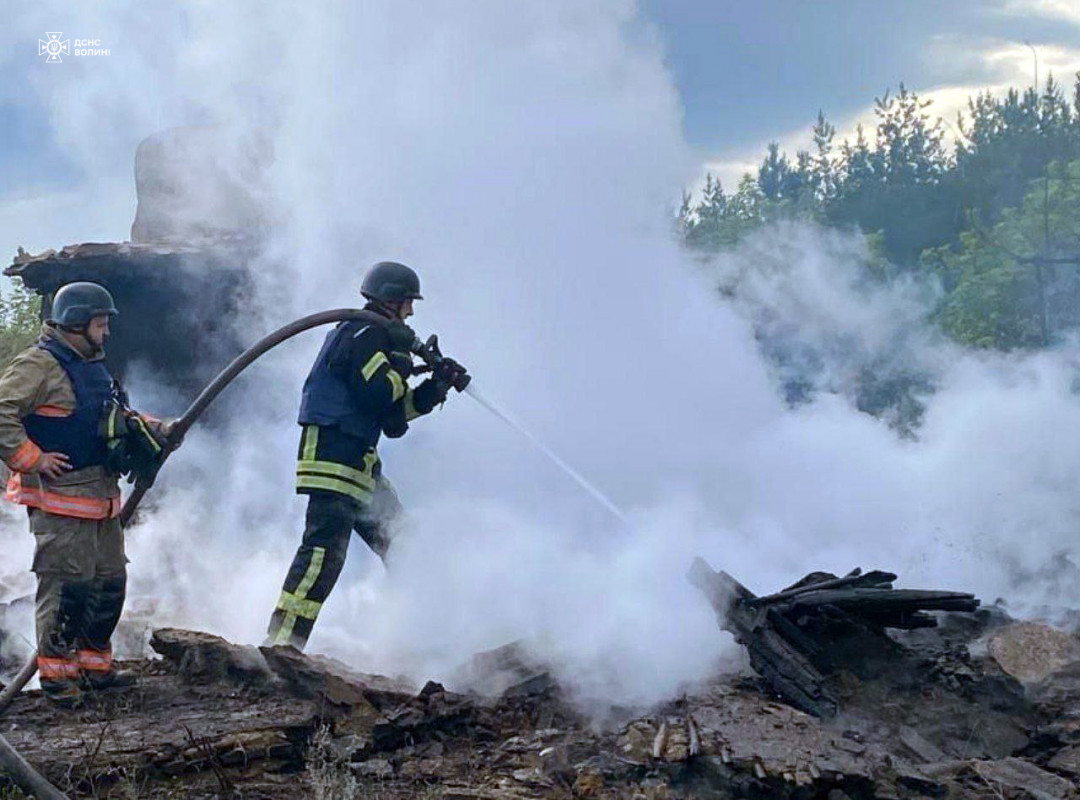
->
[688,557,983,718]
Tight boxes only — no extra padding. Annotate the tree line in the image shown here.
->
[680,75,1080,350]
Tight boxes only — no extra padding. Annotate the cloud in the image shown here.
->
[0,179,135,256]
[697,36,1080,195]
[1001,0,1080,28]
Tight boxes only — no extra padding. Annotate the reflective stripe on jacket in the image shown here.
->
[0,326,122,519]
[22,338,113,470]
[295,424,380,505]
[5,469,121,519]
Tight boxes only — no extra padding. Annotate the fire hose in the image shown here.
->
[0,308,410,798]
[0,306,613,798]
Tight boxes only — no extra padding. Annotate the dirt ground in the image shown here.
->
[1,607,1079,800]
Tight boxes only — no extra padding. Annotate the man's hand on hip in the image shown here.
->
[35,452,71,479]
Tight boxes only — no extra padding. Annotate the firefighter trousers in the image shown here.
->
[29,508,126,683]
[266,479,402,651]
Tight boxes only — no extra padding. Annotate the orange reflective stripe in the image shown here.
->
[32,404,71,418]
[6,439,42,472]
[37,656,80,680]
[77,649,113,672]
[4,474,120,520]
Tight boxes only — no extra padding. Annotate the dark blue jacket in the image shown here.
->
[298,309,402,446]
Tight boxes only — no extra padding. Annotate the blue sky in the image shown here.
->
[642,0,1080,155]
[643,1,1080,188]
[3,1,1080,246]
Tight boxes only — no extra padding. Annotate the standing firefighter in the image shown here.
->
[267,261,467,650]
[0,282,173,706]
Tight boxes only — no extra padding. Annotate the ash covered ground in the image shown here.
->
[3,567,1080,800]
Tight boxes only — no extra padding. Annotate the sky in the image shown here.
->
[645,0,1080,186]
[6,1,1080,249]
[3,1,1080,707]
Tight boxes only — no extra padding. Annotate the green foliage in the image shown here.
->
[681,72,1080,352]
[681,173,769,250]
[930,160,1080,348]
[0,279,42,367]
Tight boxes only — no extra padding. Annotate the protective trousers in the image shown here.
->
[267,480,402,651]
[30,508,126,683]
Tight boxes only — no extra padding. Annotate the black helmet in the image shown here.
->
[361,261,423,303]
[48,282,119,328]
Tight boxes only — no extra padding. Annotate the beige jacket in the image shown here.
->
[0,325,126,518]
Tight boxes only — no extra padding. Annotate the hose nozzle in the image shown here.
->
[411,333,471,391]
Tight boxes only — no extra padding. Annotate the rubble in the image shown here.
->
[1,559,1079,798]
[688,557,981,717]
[149,628,271,684]
[988,622,1080,684]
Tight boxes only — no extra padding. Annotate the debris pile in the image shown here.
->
[0,560,1079,798]
[689,557,981,717]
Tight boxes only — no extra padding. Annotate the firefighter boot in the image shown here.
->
[40,676,84,708]
[81,668,137,691]
[78,646,136,691]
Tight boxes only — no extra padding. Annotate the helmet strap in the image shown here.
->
[55,325,97,357]
[368,299,399,319]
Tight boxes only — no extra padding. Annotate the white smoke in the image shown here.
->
[2,1,1080,710]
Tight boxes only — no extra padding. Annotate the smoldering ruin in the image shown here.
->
[3,558,1080,799]
[1,93,1079,800]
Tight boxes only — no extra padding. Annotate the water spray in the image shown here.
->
[463,384,628,523]
[410,333,627,523]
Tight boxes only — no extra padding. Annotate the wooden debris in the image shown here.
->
[259,645,414,710]
[969,757,1075,799]
[151,628,270,683]
[687,714,700,757]
[688,558,839,717]
[688,556,981,717]
[651,721,668,760]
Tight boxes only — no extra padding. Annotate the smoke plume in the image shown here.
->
[1,1,1079,708]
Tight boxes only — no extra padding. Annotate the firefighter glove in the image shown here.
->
[433,357,470,393]
[101,404,168,483]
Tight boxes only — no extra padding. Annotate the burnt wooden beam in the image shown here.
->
[748,569,898,607]
[688,557,983,718]
[688,558,839,718]
[783,588,979,615]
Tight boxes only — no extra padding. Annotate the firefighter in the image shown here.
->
[266,261,467,651]
[0,281,173,706]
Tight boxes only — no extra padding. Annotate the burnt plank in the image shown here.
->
[688,558,838,717]
[750,570,898,607]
